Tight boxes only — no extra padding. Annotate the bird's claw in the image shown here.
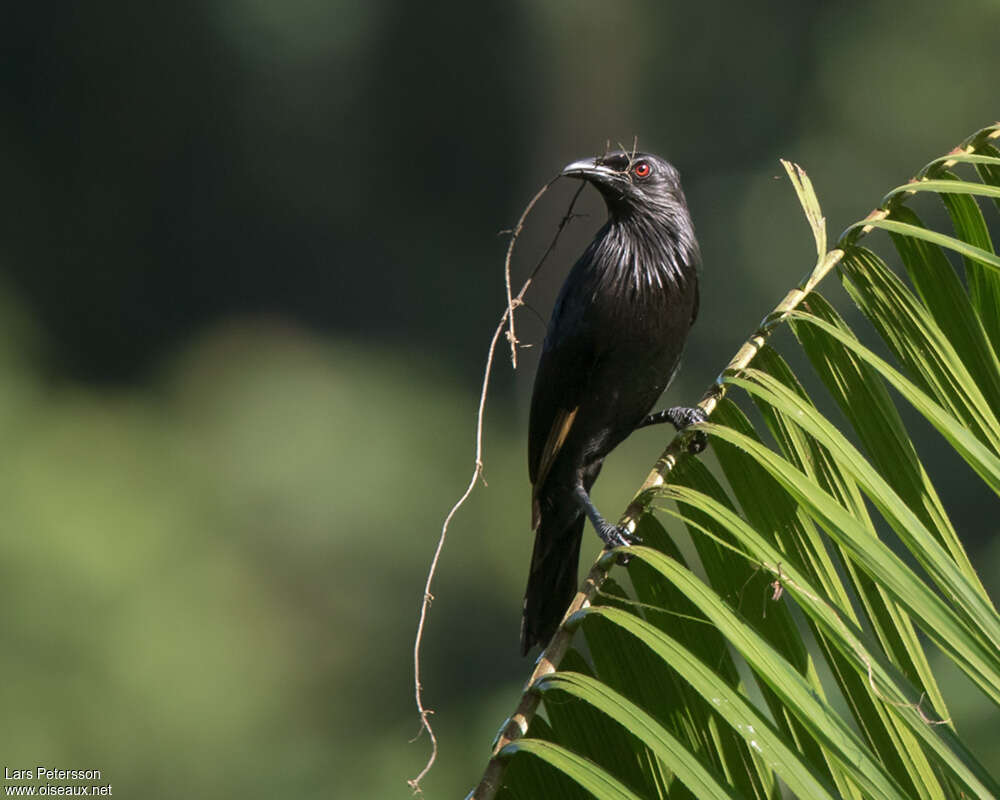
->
[671,405,707,428]
[597,523,642,565]
[687,429,708,454]
[598,523,641,549]
[670,406,708,454]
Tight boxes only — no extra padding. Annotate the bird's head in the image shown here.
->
[561,150,684,218]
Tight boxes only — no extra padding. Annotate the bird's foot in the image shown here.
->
[688,430,708,454]
[639,405,708,454]
[574,484,642,563]
[597,522,642,549]
[672,406,708,454]
[667,405,707,429]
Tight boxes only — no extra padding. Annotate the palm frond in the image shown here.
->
[472,123,1000,800]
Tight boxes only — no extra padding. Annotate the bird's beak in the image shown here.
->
[561,157,619,185]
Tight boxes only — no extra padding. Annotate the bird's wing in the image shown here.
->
[528,284,597,529]
[530,405,578,527]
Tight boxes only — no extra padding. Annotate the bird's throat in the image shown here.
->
[594,211,697,295]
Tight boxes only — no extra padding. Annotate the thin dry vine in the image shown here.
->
[408,177,586,794]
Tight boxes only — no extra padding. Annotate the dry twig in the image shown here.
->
[408,177,586,794]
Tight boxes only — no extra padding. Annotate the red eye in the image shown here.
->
[633,161,651,178]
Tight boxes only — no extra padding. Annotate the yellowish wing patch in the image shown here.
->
[531,406,578,530]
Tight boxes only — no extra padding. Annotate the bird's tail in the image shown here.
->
[520,513,584,656]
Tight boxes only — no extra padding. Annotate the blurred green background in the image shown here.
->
[1,2,998,797]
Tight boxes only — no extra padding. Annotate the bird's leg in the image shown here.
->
[638,404,706,429]
[572,483,641,549]
[637,405,708,453]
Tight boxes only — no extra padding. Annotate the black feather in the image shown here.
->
[521,150,701,655]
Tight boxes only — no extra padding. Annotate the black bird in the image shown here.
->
[521,150,703,655]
